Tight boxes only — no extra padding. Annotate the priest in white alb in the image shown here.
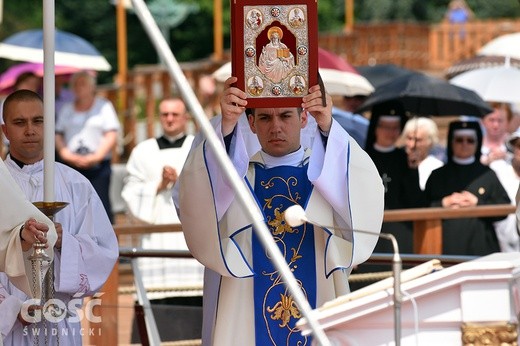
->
[177,77,384,346]
[122,97,203,301]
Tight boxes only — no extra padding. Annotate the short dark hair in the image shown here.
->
[2,89,43,122]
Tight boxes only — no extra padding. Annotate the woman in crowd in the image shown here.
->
[55,71,121,223]
[424,119,510,255]
[401,116,444,191]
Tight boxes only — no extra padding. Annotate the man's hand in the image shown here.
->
[157,165,178,193]
[220,77,247,136]
[20,219,49,251]
[54,222,63,250]
[302,84,333,133]
[18,305,42,326]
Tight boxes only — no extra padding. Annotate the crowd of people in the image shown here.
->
[361,100,519,257]
[0,58,519,344]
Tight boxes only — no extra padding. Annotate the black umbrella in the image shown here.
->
[356,72,493,117]
[355,64,416,89]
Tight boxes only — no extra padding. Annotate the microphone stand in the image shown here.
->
[378,233,402,346]
[286,207,401,346]
[131,1,331,345]
[338,228,402,345]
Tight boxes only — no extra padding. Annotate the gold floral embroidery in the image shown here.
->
[268,208,296,236]
[262,176,302,211]
[267,293,302,328]
[257,172,310,344]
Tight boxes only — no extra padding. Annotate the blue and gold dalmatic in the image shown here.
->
[251,162,315,346]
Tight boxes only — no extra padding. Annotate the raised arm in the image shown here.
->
[220,77,248,136]
[302,84,333,134]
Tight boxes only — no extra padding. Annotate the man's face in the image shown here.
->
[452,135,477,159]
[1,99,44,164]
[159,99,188,137]
[248,107,307,157]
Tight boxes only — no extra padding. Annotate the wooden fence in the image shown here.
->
[318,19,520,71]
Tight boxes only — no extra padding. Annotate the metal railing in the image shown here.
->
[84,203,516,344]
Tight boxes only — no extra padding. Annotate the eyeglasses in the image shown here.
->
[454,137,476,144]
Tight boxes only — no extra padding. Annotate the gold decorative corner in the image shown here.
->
[461,322,518,346]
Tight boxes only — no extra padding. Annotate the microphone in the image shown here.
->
[285,205,403,346]
[285,204,399,244]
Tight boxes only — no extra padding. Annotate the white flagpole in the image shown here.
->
[42,0,56,202]
[130,1,331,344]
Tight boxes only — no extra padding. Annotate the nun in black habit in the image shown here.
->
[349,102,424,291]
[424,119,510,256]
[364,101,424,254]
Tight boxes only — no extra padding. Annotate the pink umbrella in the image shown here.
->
[0,62,81,94]
[317,47,358,74]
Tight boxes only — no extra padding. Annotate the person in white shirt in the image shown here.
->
[489,129,520,252]
[480,103,512,166]
[1,90,118,344]
[122,97,204,302]
[55,71,121,223]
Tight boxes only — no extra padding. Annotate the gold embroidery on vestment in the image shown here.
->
[259,174,308,345]
[267,293,302,328]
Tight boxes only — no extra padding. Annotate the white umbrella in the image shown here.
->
[449,64,520,104]
[318,68,374,97]
[0,29,111,71]
[212,62,374,97]
[212,61,233,83]
[478,32,520,60]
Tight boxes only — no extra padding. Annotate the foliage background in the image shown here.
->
[0,0,519,83]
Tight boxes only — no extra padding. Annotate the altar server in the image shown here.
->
[1,89,118,345]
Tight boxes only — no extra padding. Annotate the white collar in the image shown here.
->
[373,143,396,153]
[163,132,186,143]
[452,156,475,165]
[259,147,305,169]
